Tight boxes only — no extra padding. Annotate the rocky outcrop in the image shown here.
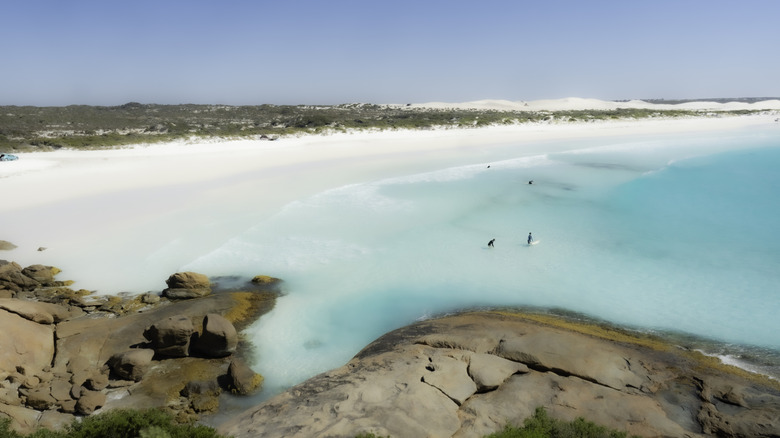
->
[0,261,277,435]
[220,312,780,438]
[192,313,237,357]
[227,359,264,395]
[107,350,155,382]
[162,271,211,299]
[143,315,195,358]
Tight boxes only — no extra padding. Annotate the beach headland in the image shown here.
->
[0,260,279,434]
[220,310,780,438]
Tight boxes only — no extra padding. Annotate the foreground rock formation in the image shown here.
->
[0,260,278,434]
[220,311,780,438]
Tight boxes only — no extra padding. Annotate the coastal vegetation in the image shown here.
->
[486,407,636,438]
[0,407,634,438]
[0,409,225,438]
[0,102,767,152]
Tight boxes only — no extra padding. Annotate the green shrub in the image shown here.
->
[0,409,225,438]
[485,407,636,438]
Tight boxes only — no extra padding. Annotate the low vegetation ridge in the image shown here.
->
[1,99,775,152]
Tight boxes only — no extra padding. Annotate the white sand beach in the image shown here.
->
[1,98,779,293]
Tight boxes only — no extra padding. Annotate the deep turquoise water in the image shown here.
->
[186,126,780,404]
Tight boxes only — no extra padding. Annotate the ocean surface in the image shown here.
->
[183,123,780,409]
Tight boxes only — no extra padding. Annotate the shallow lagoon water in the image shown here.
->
[185,125,780,403]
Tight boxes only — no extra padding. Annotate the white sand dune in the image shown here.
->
[407,97,780,112]
[1,101,778,293]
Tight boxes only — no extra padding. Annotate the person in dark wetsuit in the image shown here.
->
[527,232,533,244]
[488,238,495,248]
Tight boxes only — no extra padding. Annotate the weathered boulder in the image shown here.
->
[227,358,264,395]
[421,351,477,405]
[162,272,211,299]
[0,241,17,251]
[468,352,529,392]
[23,388,56,410]
[84,373,109,391]
[75,389,106,415]
[107,349,155,382]
[192,313,237,357]
[21,264,59,286]
[250,275,280,285]
[141,292,160,304]
[494,330,648,390]
[0,260,39,292]
[49,379,73,402]
[0,309,55,380]
[0,385,22,406]
[0,298,70,324]
[143,315,194,357]
[181,380,221,413]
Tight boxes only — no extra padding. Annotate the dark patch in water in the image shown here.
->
[576,162,643,172]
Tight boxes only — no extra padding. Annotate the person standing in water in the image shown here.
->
[527,232,533,244]
[488,238,495,248]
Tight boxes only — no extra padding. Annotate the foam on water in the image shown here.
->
[185,126,780,402]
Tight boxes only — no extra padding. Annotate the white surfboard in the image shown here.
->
[528,240,540,246]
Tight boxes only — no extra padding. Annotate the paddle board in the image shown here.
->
[527,240,540,246]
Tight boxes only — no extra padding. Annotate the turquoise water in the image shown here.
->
[186,126,780,402]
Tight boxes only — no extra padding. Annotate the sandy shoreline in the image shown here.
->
[1,110,779,293]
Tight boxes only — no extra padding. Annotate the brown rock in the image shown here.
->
[162,272,211,299]
[75,389,106,415]
[107,349,155,382]
[0,308,55,381]
[468,352,529,392]
[143,315,194,357]
[21,264,59,285]
[192,313,237,357]
[50,379,73,402]
[59,399,77,414]
[227,359,264,395]
[219,312,780,438]
[250,275,280,285]
[0,240,18,251]
[0,298,70,324]
[421,351,477,405]
[85,373,109,391]
[0,260,39,292]
[0,386,22,406]
[24,387,56,410]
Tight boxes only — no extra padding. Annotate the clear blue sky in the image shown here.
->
[2,0,779,106]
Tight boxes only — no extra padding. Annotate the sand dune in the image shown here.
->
[407,97,780,112]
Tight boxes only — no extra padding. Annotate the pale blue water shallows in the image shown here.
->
[185,125,780,401]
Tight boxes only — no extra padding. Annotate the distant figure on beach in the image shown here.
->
[488,238,495,248]
[528,180,534,185]
[527,233,533,244]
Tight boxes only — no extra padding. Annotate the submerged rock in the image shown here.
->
[0,241,17,251]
